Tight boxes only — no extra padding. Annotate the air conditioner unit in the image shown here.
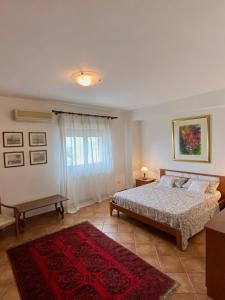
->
[14,110,53,123]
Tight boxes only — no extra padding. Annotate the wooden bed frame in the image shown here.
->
[110,169,225,250]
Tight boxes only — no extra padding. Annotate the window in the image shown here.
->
[66,137,84,166]
[66,136,103,166]
[88,136,102,164]
[60,115,114,211]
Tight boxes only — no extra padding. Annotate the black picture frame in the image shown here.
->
[30,150,47,165]
[3,132,24,147]
[4,151,25,168]
[29,132,47,147]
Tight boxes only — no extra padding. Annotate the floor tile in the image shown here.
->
[118,222,135,233]
[156,241,179,256]
[89,217,105,225]
[190,231,205,244]
[118,231,135,243]
[104,232,120,242]
[0,286,7,299]
[94,212,106,218]
[93,224,103,231]
[0,284,20,300]
[134,230,154,243]
[102,224,118,233]
[139,254,161,270]
[0,251,8,266]
[180,257,205,273]
[171,294,197,300]
[0,263,15,287]
[119,242,136,253]
[78,212,94,218]
[188,273,207,293]
[158,256,185,273]
[178,243,205,258]
[136,243,157,256]
[167,273,194,293]
[196,294,212,300]
[103,217,119,225]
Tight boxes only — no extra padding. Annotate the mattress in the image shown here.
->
[112,182,221,249]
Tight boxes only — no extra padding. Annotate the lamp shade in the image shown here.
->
[71,71,101,87]
[141,166,148,172]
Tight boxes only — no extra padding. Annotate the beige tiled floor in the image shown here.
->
[0,200,212,300]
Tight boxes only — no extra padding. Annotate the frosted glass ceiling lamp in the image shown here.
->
[141,166,148,179]
[71,71,101,87]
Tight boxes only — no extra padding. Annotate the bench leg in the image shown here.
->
[59,202,64,219]
[55,203,60,215]
[15,212,21,236]
[21,212,26,233]
[55,202,64,219]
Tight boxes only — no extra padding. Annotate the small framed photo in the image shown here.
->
[3,132,24,147]
[4,152,25,168]
[29,132,47,146]
[30,150,47,165]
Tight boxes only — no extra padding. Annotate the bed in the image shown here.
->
[110,169,225,250]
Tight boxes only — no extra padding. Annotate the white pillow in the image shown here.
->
[188,180,209,194]
[206,182,219,193]
[159,175,176,188]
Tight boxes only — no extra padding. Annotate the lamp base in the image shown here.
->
[142,173,148,180]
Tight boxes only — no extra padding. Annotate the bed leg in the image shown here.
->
[110,203,113,216]
[176,231,182,250]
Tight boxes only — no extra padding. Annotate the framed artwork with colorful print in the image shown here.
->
[172,115,210,163]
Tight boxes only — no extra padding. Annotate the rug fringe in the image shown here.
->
[160,281,180,300]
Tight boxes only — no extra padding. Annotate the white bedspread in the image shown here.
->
[112,182,220,249]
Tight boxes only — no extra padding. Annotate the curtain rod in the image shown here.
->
[52,110,118,119]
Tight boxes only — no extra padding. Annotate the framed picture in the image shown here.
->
[30,150,47,165]
[172,115,210,162]
[29,132,47,146]
[3,132,24,147]
[4,151,25,168]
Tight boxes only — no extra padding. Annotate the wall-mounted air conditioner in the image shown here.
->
[14,110,53,123]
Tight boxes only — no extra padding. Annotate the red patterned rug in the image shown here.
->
[7,222,178,300]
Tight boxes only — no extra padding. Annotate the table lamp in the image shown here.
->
[141,166,148,179]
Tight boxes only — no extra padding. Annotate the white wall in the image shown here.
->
[137,89,225,179]
[0,96,140,213]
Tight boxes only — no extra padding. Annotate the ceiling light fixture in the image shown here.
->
[71,71,101,87]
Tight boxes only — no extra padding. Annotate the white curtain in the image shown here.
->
[59,114,115,213]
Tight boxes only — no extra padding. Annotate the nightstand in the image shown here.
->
[205,208,225,299]
[136,178,155,187]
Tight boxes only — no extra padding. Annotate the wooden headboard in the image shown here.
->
[160,169,225,208]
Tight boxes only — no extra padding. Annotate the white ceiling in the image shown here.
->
[0,0,225,110]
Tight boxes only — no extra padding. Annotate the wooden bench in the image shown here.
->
[13,194,68,235]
